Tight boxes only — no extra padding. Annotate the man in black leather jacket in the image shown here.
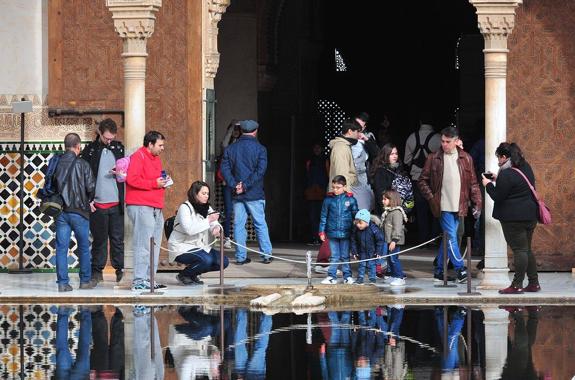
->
[79,118,125,283]
[53,133,96,292]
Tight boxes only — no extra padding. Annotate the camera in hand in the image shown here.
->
[482,172,494,179]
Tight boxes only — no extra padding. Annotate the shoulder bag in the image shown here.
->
[511,167,551,225]
[39,157,77,218]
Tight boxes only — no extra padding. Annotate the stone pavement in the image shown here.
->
[1,244,573,306]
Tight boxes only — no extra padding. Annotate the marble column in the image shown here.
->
[469,0,522,289]
[106,0,162,272]
[481,307,509,380]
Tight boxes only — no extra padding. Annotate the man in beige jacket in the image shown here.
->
[328,120,361,187]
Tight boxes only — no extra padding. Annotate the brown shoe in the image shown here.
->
[79,280,98,289]
[523,283,541,292]
[58,284,73,292]
[498,285,524,294]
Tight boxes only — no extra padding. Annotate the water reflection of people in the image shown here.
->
[500,307,539,379]
[90,306,124,379]
[55,306,91,379]
[435,306,466,374]
[169,306,229,379]
[234,309,273,380]
[133,306,164,380]
[326,311,353,380]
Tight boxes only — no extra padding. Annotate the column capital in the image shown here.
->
[469,0,522,49]
[106,0,162,55]
[204,0,230,87]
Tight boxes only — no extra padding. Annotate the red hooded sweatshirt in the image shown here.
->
[125,146,165,208]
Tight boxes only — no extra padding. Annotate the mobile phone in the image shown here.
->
[482,172,494,179]
[208,210,220,215]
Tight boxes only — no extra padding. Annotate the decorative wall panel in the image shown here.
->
[508,0,575,269]
[0,142,88,270]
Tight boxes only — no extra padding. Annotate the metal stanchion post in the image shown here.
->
[466,306,472,379]
[306,251,313,291]
[209,226,234,289]
[141,237,163,295]
[458,237,481,296]
[150,306,155,360]
[435,232,456,288]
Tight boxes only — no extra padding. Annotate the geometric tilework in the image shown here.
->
[0,305,80,379]
[0,142,86,270]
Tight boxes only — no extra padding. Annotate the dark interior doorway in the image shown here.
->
[216,0,484,243]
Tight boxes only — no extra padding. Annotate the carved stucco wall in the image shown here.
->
[55,0,195,216]
[507,0,575,270]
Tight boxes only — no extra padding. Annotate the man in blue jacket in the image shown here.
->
[221,120,273,264]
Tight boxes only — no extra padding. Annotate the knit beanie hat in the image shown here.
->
[355,209,371,224]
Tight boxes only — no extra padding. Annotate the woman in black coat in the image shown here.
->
[482,142,540,294]
[370,143,408,216]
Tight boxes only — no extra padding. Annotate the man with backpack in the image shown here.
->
[79,118,125,283]
[404,113,441,245]
[51,133,97,292]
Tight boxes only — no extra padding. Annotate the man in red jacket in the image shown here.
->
[126,131,169,291]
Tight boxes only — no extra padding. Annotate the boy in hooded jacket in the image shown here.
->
[350,209,385,284]
[319,175,358,285]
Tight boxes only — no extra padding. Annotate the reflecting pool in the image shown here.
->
[1,305,573,379]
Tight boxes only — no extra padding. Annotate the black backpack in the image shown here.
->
[411,132,436,169]
[164,202,193,239]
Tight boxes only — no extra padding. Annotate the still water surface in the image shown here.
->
[1,305,573,379]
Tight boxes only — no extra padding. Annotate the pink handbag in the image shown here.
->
[511,168,552,225]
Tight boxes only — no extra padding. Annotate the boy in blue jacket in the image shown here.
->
[319,175,358,285]
[351,209,385,284]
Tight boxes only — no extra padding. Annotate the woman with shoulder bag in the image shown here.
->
[168,181,229,285]
[481,142,540,294]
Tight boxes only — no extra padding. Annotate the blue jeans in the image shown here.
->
[55,212,91,285]
[327,238,351,279]
[388,306,404,338]
[357,257,376,282]
[175,249,229,277]
[235,309,272,379]
[222,185,233,237]
[233,199,273,261]
[435,307,465,372]
[386,245,405,278]
[56,307,91,379]
[437,212,465,272]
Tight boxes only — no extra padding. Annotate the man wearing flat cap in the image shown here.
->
[221,119,273,264]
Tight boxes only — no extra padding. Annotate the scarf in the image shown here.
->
[191,202,210,218]
[497,158,512,175]
[343,137,358,145]
[381,206,408,224]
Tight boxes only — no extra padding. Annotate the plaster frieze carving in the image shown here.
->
[204,0,230,87]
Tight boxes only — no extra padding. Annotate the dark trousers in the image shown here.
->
[413,181,440,243]
[308,200,322,240]
[500,220,538,287]
[175,249,229,277]
[91,307,124,376]
[90,205,124,274]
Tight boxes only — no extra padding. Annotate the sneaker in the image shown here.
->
[355,280,364,285]
[321,276,337,285]
[383,276,393,284]
[369,279,377,285]
[390,277,406,287]
[224,238,232,249]
[153,282,167,289]
[344,277,355,285]
[235,258,251,265]
[314,265,328,274]
[433,273,455,282]
[498,285,524,294]
[79,280,98,289]
[131,282,150,291]
[176,273,195,285]
[523,283,541,292]
[456,268,468,283]
[190,275,204,285]
[133,305,151,317]
[260,257,273,264]
[58,284,73,292]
